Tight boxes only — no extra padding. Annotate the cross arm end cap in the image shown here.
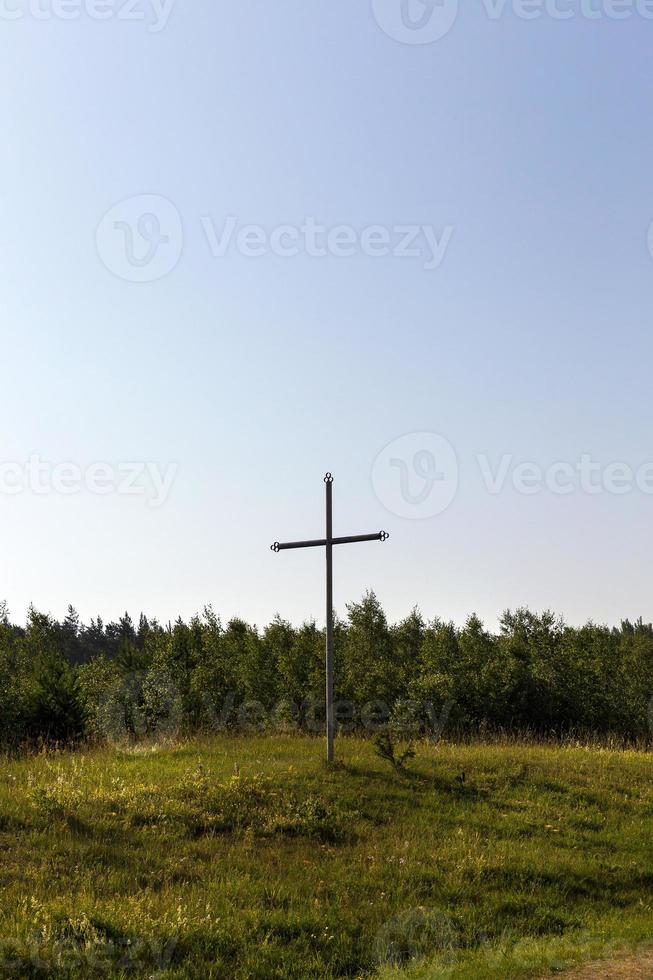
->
[270,542,280,553]
[380,531,389,542]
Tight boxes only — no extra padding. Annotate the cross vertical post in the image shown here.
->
[270,473,389,763]
[325,474,334,763]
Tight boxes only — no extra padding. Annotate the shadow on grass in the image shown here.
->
[341,760,491,802]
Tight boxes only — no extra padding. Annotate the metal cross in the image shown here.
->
[270,473,389,763]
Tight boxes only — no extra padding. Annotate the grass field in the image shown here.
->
[0,736,651,979]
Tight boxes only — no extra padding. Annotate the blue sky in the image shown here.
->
[1,1,652,628]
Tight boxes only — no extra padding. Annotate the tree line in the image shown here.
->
[0,594,651,748]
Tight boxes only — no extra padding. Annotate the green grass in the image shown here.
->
[0,736,651,978]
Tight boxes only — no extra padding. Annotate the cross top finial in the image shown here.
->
[324,472,334,484]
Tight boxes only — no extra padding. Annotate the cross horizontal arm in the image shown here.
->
[271,531,388,552]
[271,538,327,552]
[332,532,389,546]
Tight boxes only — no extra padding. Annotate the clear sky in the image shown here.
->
[1,1,652,629]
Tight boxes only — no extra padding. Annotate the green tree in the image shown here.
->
[23,608,85,742]
[341,592,394,709]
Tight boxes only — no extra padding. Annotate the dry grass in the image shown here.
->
[542,950,653,978]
